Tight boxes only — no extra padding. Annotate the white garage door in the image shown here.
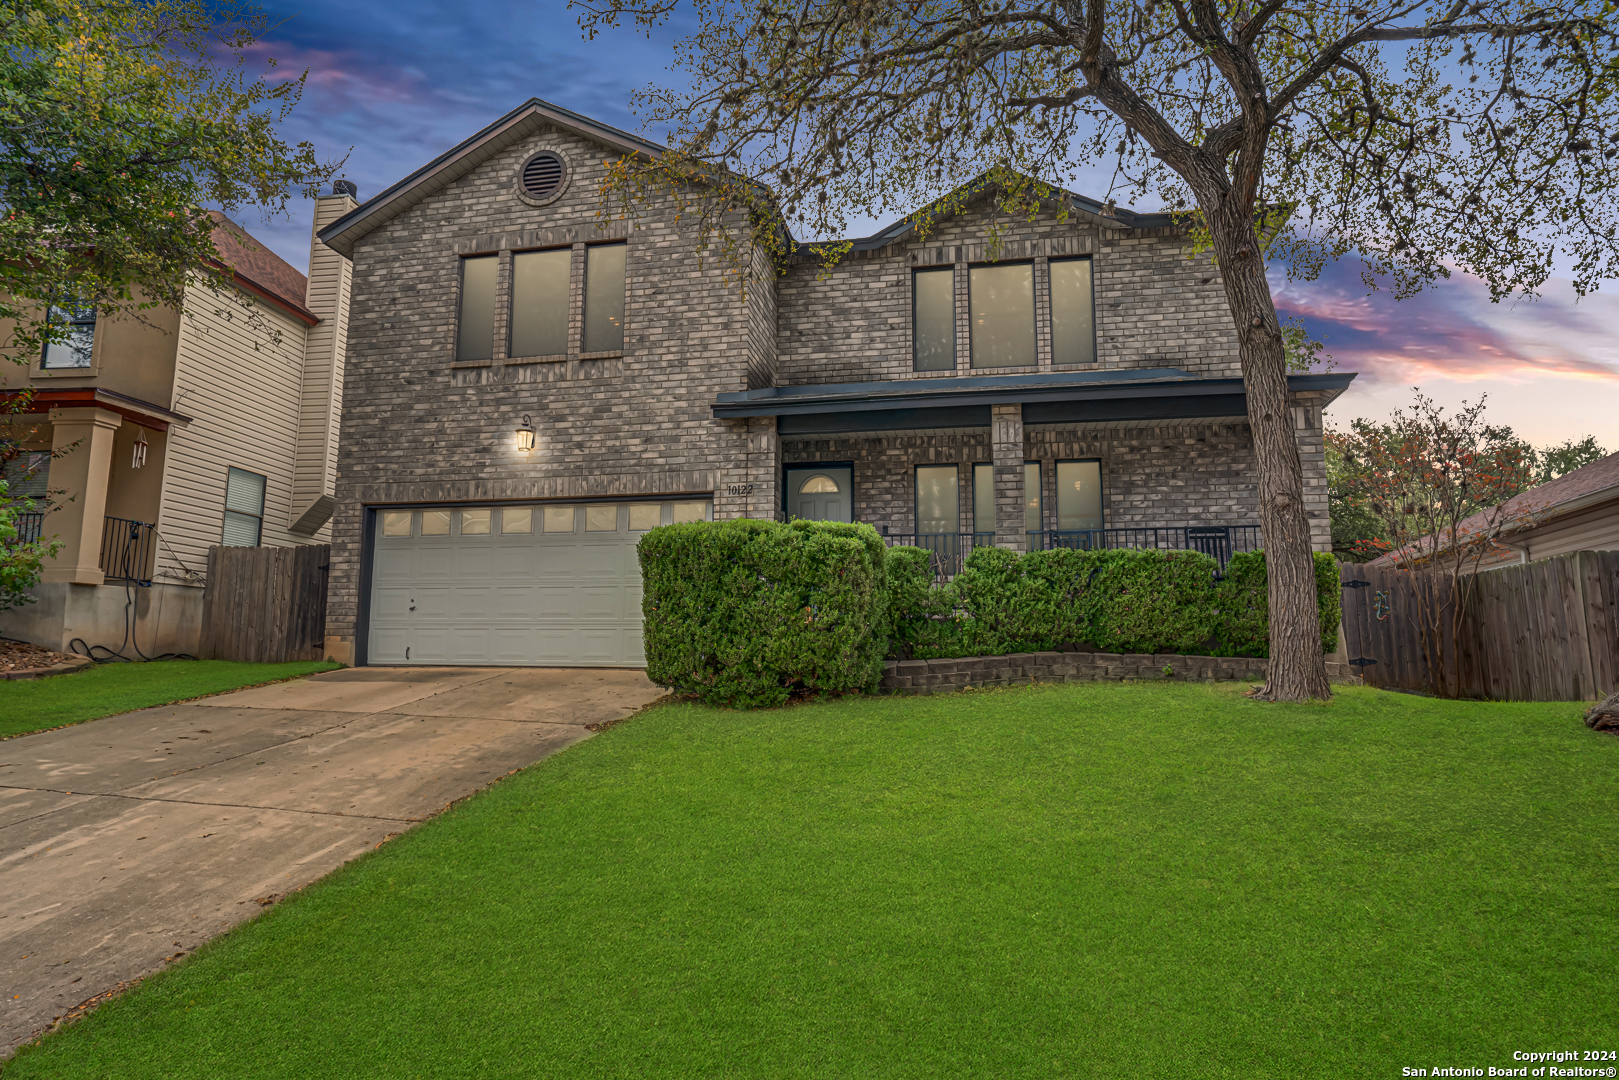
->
[367,499,709,666]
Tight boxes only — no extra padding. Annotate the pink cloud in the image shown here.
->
[1271,260,1619,385]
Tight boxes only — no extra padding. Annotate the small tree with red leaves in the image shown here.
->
[1335,392,1539,697]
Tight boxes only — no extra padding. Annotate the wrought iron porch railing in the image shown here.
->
[100,516,157,586]
[875,524,1262,577]
[1027,525,1262,571]
[11,512,44,545]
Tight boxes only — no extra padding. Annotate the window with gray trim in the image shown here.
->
[969,262,1035,368]
[456,255,497,361]
[222,467,266,547]
[912,268,955,371]
[583,243,626,353]
[972,462,993,535]
[1056,460,1103,532]
[915,464,959,535]
[509,248,570,358]
[1049,257,1096,366]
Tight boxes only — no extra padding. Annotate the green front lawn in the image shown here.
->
[10,683,1615,1078]
[0,659,341,739]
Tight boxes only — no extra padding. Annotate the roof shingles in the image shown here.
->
[207,211,313,320]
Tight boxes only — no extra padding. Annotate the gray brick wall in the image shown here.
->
[775,203,1240,385]
[326,123,764,653]
[325,123,1332,660]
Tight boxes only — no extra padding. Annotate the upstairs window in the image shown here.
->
[969,263,1035,368]
[1050,257,1096,366]
[42,298,96,369]
[583,243,626,353]
[509,248,570,358]
[912,268,955,372]
[222,467,267,547]
[456,255,497,361]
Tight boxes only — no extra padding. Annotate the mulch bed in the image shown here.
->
[0,638,79,673]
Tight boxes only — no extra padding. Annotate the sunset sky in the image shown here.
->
[243,0,1617,450]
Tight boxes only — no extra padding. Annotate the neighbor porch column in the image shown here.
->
[992,403,1026,552]
[40,406,123,585]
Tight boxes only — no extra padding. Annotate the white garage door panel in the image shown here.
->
[368,500,706,667]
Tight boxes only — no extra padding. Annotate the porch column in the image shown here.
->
[40,407,122,585]
[992,403,1026,552]
[715,415,780,522]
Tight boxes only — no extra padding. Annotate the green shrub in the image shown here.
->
[1213,550,1341,657]
[884,546,962,659]
[884,544,1341,662]
[948,546,1091,655]
[1079,548,1220,655]
[909,545,1217,658]
[639,518,888,708]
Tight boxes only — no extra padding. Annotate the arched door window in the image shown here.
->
[784,466,853,522]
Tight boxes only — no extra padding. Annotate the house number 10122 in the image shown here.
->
[726,483,754,496]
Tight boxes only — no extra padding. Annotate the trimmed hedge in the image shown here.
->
[638,527,1342,708]
[638,518,888,708]
[1212,550,1342,657]
[887,544,1340,661]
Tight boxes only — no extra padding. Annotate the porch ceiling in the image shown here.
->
[715,369,1356,435]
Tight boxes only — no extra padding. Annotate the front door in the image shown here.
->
[785,466,853,522]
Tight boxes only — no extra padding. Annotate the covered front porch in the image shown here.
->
[2,390,197,654]
[716,367,1352,574]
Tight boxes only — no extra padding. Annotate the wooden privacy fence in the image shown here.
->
[199,544,330,663]
[1340,551,1619,701]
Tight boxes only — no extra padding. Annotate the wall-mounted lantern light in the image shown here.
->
[131,429,148,469]
[515,414,536,452]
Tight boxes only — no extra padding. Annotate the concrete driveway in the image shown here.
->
[0,665,664,1057]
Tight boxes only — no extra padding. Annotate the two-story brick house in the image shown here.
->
[317,98,1354,669]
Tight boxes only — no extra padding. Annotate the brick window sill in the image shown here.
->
[505,354,567,366]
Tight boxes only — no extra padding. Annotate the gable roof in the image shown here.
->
[815,173,1181,256]
[317,97,1185,260]
[207,212,317,324]
[1369,449,1619,568]
[317,98,664,258]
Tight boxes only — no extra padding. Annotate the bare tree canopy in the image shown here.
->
[581,0,1617,295]
[576,0,1619,701]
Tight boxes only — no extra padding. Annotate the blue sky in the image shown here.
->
[242,0,1618,449]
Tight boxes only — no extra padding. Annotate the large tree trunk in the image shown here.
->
[1209,219,1333,702]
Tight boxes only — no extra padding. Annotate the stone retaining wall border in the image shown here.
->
[880,652,1362,694]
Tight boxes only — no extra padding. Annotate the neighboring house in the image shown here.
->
[317,98,1357,669]
[0,190,356,654]
[1386,450,1619,573]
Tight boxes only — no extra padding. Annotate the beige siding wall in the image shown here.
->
[291,194,356,530]
[1480,500,1619,571]
[154,288,314,583]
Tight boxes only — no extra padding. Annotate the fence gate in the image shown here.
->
[1340,551,1619,701]
[199,544,330,663]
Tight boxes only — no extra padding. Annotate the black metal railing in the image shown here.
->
[873,524,1261,577]
[100,516,157,586]
[11,511,44,545]
[1028,525,1262,572]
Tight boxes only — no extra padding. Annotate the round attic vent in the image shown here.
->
[518,151,566,204]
